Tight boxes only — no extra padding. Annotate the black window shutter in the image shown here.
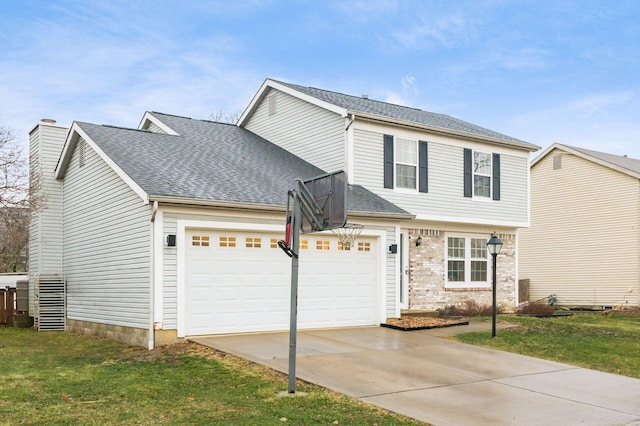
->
[383,134,394,189]
[463,148,472,197]
[419,141,428,193]
[492,153,501,200]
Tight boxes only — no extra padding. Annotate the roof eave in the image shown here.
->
[351,111,541,152]
[149,195,413,220]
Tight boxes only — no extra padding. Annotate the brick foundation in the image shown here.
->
[407,229,516,312]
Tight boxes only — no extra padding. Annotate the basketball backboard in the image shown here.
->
[299,170,347,233]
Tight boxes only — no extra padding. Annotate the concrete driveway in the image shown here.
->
[191,324,640,425]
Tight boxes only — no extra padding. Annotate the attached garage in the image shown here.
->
[181,226,380,336]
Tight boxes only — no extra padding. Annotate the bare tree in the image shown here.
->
[208,110,242,124]
[0,124,33,272]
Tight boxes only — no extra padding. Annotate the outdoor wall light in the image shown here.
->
[486,233,503,338]
[167,234,176,247]
[415,236,422,247]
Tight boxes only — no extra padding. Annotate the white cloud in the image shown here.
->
[390,13,474,50]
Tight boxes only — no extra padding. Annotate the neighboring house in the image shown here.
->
[519,143,640,308]
[29,79,538,348]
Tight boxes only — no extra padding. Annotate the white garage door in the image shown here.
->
[184,229,379,335]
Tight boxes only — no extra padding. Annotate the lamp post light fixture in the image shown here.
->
[486,234,503,338]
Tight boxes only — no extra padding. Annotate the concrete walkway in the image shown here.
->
[191,324,640,425]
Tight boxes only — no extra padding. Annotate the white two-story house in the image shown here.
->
[240,79,539,313]
[29,78,538,348]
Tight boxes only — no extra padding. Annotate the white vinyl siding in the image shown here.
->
[29,123,68,314]
[244,88,345,172]
[143,121,167,134]
[519,151,640,307]
[62,138,151,328]
[353,128,529,224]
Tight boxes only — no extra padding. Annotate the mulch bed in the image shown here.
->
[381,316,469,331]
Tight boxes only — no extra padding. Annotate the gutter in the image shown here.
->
[149,195,413,221]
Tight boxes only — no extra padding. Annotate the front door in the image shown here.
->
[399,232,409,309]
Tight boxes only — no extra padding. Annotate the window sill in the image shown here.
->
[444,284,491,291]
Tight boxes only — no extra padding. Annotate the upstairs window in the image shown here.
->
[383,135,428,192]
[473,151,492,198]
[464,149,500,200]
[395,138,417,189]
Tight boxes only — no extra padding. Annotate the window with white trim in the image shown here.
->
[395,138,417,189]
[473,151,492,198]
[446,235,489,287]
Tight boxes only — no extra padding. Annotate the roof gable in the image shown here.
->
[240,78,540,152]
[56,112,410,217]
[55,122,150,203]
[533,143,640,180]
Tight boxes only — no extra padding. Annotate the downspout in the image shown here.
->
[345,113,355,184]
[148,200,158,350]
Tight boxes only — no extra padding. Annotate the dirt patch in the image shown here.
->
[382,316,469,331]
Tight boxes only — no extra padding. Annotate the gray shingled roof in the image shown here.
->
[559,144,640,176]
[75,113,409,217]
[275,80,538,150]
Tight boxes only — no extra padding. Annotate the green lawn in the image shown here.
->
[454,311,640,379]
[0,328,424,425]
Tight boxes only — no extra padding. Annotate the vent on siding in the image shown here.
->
[553,154,562,170]
[268,93,277,116]
[79,139,86,167]
[35,275,65,331]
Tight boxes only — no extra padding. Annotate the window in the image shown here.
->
[219,236,236,248]
[300,240,308,250]
[270,238,279,248]
[395,138,417,189]
[464,149,500,200]
[316,240,330,250]
[191,235,210,247]
[446,236,489,287]
[473,151,491,198]
[245,237,261,248]
[384,135,428,192]
[357,241,371,252]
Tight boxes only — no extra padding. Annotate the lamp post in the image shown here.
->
[486,234,503,338]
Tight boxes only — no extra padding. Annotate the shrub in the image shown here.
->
[515,302,555,315]
[440,300,501,317]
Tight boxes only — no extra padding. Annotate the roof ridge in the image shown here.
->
[274,79,425,113]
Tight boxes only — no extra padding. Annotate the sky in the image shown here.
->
[1,0,640,159]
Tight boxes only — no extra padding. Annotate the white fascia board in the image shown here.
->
[532,143,640,180]
[137,111,179,135]
[353,112,541,153]
[55,123,150,204]
[238,79,348,126]
[413,212,530,228]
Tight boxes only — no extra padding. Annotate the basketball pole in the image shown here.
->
[287,182,303,393]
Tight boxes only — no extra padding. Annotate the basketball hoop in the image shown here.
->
[332,223,364,250]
